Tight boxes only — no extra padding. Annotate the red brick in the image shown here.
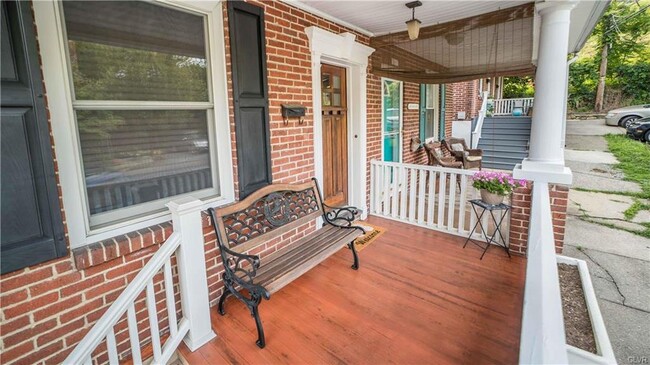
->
[3,292,58,320]
[0,315,30,336]
[37,318,85,347]
[1,288,28,307]
[85,277,126,300]
[60,273,103,298]
[12,340,64,365]
[1,266,53,292]
[4,318,57,348]
[33,294,82,322]
[29,271,81,297]
[60,297,103,324]
[1,341,34,364]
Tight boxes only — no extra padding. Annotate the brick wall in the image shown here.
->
[509,183,569,255]
[444,80,482,139]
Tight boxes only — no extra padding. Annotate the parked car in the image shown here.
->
[605,104,650,127]
[626,117,650,142]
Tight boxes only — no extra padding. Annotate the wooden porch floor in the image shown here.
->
[179,216,526,364]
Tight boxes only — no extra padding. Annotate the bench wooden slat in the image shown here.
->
[255,227,360,292]
[258,229,362,294]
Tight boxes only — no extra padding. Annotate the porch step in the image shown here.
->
[477,116,531,171]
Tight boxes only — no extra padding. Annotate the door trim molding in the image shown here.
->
[305,26,374,218]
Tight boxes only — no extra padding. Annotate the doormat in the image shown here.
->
[353,223,386,252]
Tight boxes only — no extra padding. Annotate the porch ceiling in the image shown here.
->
[290,0,528,36]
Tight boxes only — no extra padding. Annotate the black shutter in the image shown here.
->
[227,1,272,199]
[1,1,66,274]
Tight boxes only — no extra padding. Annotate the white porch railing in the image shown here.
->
[492,97,534,116]
[471,91,490,148]
[369,160,509,241]
[65,198,215,365]
[518,183,568,364]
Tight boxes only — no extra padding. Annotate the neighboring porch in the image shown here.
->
[178,216,525,364]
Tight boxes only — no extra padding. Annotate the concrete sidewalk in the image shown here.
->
[563,119,650,364]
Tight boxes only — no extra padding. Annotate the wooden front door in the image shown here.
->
[321,64,348,206]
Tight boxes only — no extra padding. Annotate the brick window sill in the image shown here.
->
[72,213,213,270]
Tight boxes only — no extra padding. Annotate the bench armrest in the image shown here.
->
[322,204,366,234]
[222,248,270,300]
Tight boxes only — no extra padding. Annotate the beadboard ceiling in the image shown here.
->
[290,0,530,36]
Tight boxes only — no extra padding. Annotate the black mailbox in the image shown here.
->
[281,104,306,124]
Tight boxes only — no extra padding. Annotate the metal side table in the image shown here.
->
[463,199,511,260]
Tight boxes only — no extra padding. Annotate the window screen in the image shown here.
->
[62,1,218,227]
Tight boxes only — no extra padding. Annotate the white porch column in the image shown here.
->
[514,1,575,184]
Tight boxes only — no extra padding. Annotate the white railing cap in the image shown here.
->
[166,196,203,214]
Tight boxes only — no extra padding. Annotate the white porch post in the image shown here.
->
[514,2,576,364]
[167,197,216,351]
[515,1,575,185]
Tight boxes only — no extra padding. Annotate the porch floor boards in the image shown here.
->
[179,216,526,364]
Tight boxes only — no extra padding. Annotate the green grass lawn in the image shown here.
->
[605,134,650,199]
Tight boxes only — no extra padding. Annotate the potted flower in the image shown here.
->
[471,171,526,205]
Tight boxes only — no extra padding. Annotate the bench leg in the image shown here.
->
[348,242,359,270]
[252,304,266,348]
[217,288,229,315]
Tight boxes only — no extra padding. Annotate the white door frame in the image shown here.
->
[305,27,374,218]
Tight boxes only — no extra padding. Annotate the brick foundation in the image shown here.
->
[508,183,569,255]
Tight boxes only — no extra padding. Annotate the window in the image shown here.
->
[420,84,440,142]
[382,78,402,162]
[61,1,219,228]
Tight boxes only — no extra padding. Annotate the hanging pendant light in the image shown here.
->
[405,1,422,40]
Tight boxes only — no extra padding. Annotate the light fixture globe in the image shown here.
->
[406,18,421,40]
[404,1,423,40]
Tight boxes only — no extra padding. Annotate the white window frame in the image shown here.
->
[380,77,403,162]
[33,0,234,249]
[423,84,440,142]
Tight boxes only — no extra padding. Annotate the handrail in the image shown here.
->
[471,91,490,148]
[65,197,215,365]
[518,183,568,364]
[491,97,534,116]
[65,234,183,364]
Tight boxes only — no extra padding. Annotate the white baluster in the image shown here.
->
[447,174,457,230]
[106,328,119,365]
[417,169,426,225]
[163,259,178,338]
[426,171,436,226]
[146,281,162,362]
[437,172,447,229]
[458,175,468,234]
[127,304,142,365]
[408,168,417,222]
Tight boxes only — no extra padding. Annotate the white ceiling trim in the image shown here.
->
[280,0,375,36]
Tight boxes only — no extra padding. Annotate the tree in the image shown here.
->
[593,0,650,111]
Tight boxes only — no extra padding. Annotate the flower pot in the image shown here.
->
[480,190,504,205]
[556,255,615,365]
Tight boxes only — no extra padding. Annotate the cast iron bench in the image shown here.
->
[207,178,365,348]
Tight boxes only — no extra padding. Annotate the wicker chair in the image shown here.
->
[443,137,483,170]
[423,141,463,169]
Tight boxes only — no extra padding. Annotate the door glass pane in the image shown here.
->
[383,134,400,162]
[383,80,401,133]
[62,1,208,101]
[77,110,215,215]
